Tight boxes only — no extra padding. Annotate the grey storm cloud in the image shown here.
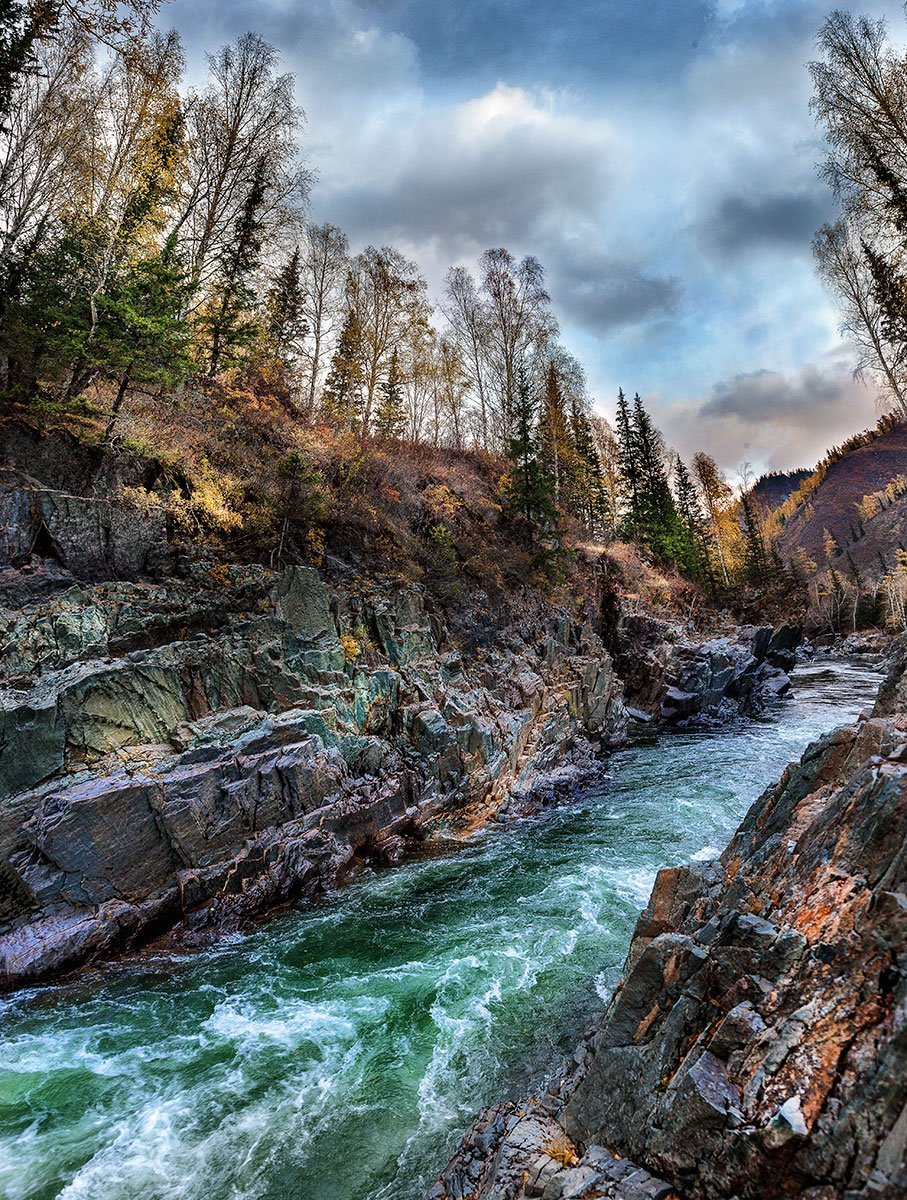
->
[702,191,834,257]
[549,248,682,333]
[657,360,879,474]
[700,365,858,422]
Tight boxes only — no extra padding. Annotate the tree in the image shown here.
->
[374,346,406,438]
[614,388,642,536]
[442,264,492,444]
[321,308,364,428]
[632,392,679,557]
[814,220,907,414]
[264,245,307,373]
[810,11,907,417]
[300,221,347,421]
[504,365,555,548]
[673,456,714,587]
[174,32,310,297]
[537,360,572,507]
[435,336,469,450]
[739,474,770,584]
[346,245,430,437]
[589,414,621,540]
[197,160,267,376]
[693,451,736,587]
[94,235,193,436]
[1,0,160,132]
[0,17,90,278]
[479,248,556,446]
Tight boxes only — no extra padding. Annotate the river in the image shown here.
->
[0,661,882,1200]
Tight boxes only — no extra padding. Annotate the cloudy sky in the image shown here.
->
[162,0,906,474]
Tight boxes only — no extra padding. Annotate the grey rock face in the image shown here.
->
[613,612,800,728]
[0,562,625,987]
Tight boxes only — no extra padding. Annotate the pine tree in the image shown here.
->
[568,394,606,533]
[504,365,555,548]
[632,392,680,557]
[672,456,715,588]
[537,361,572,507]
[0,0,39,132]
[321,308,364,428]
[740,489,769,584]
[374,346,406,438]
[94,234,193,435]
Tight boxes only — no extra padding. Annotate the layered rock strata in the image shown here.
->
[0,564,624,988]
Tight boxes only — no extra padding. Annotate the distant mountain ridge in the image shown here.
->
[766,415,907,585]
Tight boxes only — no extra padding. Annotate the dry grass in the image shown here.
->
[541,1131,579,1168]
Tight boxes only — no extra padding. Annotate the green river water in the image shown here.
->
[0,661,882,1200]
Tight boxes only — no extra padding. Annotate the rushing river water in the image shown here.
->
[0,661,883,1200]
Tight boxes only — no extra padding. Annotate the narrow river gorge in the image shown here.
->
[0,661,883,1200]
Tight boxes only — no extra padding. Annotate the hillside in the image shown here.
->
[751,468,810,514]
[771,417,907,587]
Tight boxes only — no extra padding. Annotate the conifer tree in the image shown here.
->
[615,387,642,535]
[374,346,406,438]
[569,394,606,532]
[537,361,572,507]
[740,488,769,583]
[321,308,364,428]
[200,161,267,376]
[94,233,193,436]
[504,365,555,548]
[265,246,308,367]
[631,392,680,557]
[673,456,715,588]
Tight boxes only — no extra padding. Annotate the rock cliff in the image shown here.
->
[432,641,907,1200]
[0,559,625,988]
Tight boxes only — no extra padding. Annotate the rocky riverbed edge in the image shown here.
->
[430,639,907,1200]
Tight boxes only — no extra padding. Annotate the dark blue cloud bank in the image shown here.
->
[163,0,905,472]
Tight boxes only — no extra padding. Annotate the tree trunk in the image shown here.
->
[104,364,132,441]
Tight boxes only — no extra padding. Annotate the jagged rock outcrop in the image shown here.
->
[616,612,799,726]
[0,563,625,988]
[433,640,907,1200]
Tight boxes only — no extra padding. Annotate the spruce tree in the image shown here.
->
[265,246,308,367]
[374,347,406,438]
[201,161,267,376]
[615,388,642,536]
[740,489,769,584]
[673,456,715,588]
[632,392,680,557]
[321,309,364,428]
[569,394,606,533]
[537,361,572,507]
[504,365,555,548]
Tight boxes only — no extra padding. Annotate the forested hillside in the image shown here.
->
[0,0,828,618]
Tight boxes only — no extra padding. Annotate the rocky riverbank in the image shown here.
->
[431,641,906,1200]
[0,427,809,990]
[0,561,628,988]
